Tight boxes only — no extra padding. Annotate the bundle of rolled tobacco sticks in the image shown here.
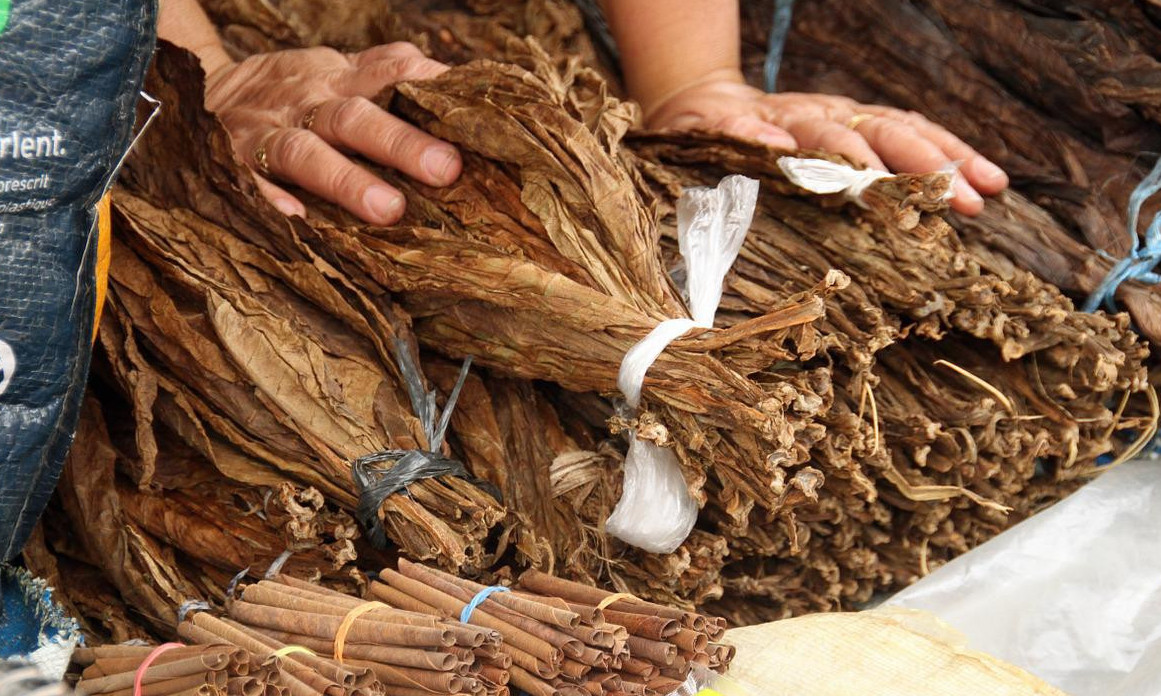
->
[74,562,732,696]
[368,560,732,695]
[74,644,246,696]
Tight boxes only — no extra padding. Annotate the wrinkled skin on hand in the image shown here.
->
[646,77,1009,216]
[204,42,462,224]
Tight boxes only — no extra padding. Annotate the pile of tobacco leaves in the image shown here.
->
[23,0,1156,640]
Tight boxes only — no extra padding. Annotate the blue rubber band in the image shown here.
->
[764,0,796,92]
[459,586,509,624]
[1083,156,1161,313]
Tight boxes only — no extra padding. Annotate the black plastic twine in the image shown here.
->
[352,341,501,548]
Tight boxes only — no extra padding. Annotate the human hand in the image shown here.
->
[645,76,1008,216]
[203,42,462,224]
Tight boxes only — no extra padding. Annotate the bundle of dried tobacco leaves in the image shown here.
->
[740,0,1161,344]
[25,0,1154,640]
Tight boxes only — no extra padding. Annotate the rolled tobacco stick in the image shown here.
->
[218,617,380,686]
[178,617,327,696]
[77,670,222,696]
[400,560,581,629]
[517,571,693,626]
[374,569,562,667]
[227,601,456,648]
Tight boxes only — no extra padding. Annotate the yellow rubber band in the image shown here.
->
[334,602,388,664]
[596,592,638,611]
[272,645,317,659]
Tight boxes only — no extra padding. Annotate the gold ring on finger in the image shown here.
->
[301,104,320,132]
[253,141,271,176]
[846,113,875,131]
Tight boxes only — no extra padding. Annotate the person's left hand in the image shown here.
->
[645,77,1008,216]
[203,41,463,224]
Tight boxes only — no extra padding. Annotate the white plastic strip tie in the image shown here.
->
[606,175,760,554]
[777,156,893,206]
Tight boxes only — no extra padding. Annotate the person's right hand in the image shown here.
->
[203,42,462,224]
[645,76,1008,216]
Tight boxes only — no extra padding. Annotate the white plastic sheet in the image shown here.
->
[888,459,1161,695]
[606,175,759,553]
[776,156,961,207]
[776,156,892,204]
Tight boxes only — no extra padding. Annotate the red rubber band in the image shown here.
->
[133,642,185,696]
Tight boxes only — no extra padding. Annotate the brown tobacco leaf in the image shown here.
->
[42,395,365,636]
[20,523,153,645]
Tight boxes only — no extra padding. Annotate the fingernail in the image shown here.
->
[974,159,1008,184]
[274,198,303,217]
[954,178,983,205]
[364,186,403,222]
[755,130,795,149]
[421,146,459,182]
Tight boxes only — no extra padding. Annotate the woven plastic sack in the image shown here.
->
[0,0,156,561]
[723,608,1064,695]
[889,459,1161,695]
[0,565,81,678]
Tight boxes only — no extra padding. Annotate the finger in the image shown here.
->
[779,117,886,170]
[253,175,306,218]
[960,155,1009,195]
[288,45,350,70]
[856,117,984,214]
[351,41,428,67]
[862,106,1009,194]
[765,92,859,123]
[342,54,450,96]
[260,127,407,224]
[716,115,798,149]
[665,112,797,149]
[306,96,461,186]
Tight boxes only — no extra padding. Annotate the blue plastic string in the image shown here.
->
[764,0,796,92]
[225,567,250,600]
[176,600,211,623]
[264,550,294,580]
[1083,156,1161,313]
[459,586,509,624]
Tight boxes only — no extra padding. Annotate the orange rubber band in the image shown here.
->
[333,602,388,664]
[134,642,184,696]
[596,592,638,611]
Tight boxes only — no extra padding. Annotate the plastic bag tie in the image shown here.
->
[334,602,388,664]
[607,175,760,554]
[1083,156,1161,313]
[459,586,510,624]
[133,643,184,696]
[352,341,501,548]
[777,156,893,205]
